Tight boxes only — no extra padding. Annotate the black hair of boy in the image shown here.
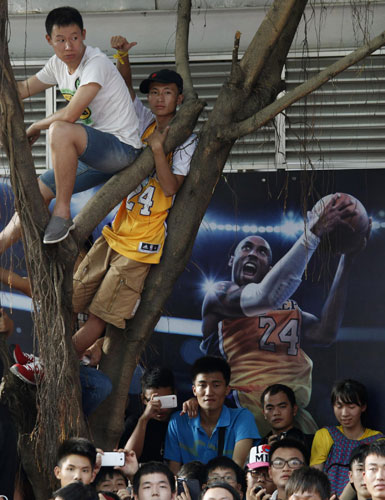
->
[94,467,128,488]
[45,6,84,36]
[141,367,175,392]
[269,438,309,465]
[133,461,176,494]
[178,460,207,488]
[330,379,367,407]
[285,466,330,500]
[260,384,297,407]
[56,437,97,468]
[201,482,241,500]
[362,441,385,463]
[191,356,231,385]
[349,443,370,470]
[206,456,247,495]
[53,482,98,500]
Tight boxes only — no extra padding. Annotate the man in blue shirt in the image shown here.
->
[164,356,260,473]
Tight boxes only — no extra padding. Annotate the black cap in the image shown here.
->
[139,69,183,94]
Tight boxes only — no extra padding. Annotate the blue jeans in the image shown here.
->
[40,124,142,195]
[79,365,112,417]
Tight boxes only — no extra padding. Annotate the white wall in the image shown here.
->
[8,2,385,62]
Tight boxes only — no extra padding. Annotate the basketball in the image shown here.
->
[311,193,370,254]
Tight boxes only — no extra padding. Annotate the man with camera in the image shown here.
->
[120,367,176,463]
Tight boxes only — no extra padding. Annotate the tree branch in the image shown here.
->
[175,0,195,100]
[240,0,306,93]
[73,97,205,246]
[219,29,385,141]
[229,31,242,86]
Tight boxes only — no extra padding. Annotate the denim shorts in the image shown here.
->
[40,124,142,196]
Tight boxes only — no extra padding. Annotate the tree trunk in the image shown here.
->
[1,0,385,493]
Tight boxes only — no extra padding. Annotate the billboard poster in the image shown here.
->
[1,169,385,434]
[143,169,385,433]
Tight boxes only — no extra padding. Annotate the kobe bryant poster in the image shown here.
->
[145,168,385,432]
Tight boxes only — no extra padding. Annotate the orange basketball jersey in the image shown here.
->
[218,300,312,407]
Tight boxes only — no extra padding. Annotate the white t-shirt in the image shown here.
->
[36,45,142,149]
[133,96,196,176]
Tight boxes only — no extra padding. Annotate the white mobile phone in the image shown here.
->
[153,395,177,408]
[101,452,125,467]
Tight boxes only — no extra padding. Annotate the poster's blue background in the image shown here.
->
[1,169,384,432]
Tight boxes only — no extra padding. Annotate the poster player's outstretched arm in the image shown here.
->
[303,222,371,346]
[202,194,357,339]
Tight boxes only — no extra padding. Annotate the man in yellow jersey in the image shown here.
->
[69,37,196,359]
[11,37,196,383]
[201,195,366,436]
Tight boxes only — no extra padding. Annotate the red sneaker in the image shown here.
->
[10,360,44,385]
[12,344,36,365]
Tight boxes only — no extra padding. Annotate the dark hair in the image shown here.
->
[191,356,231,385]
[349,443,370,470]
[331,379,367,408]
[53,482,98,500]
[201,482,241,500]
[45,7,84,36]
[178,461,207,488]
[133,461,176,494]
[269,438,308,465]
[94,466,128,488]
[206,456,246,495]
[261,384,297,407]
[141,367,175,392]
[362,442,385,464]
[285,467,330,500]
[56,437,96,468]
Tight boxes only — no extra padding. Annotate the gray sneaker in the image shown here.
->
[43,215,75,244]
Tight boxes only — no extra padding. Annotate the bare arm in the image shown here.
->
[312,463,324,471]
[124,394,163,459]
[17,75,52,100]
[168,460,181,475]
[26,82,101,145]
[339,481,356,500]
[232,438,253,468]
[146,127,185,196]
[0,266,31,297]
[303,245,362,345]
[110,36,137,101]
[0,309,14,337]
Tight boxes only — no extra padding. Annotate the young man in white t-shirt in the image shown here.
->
[2,6,142,246]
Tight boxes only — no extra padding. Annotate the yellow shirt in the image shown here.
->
[310,426,382,465]
[103,122,174,264]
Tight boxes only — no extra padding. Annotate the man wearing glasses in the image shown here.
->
[268,439,308,500]
[206,456,247,498]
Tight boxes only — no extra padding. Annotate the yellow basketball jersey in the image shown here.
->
[103,122,174,264]
[219,300,312,407]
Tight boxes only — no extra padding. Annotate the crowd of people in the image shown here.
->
[0,4,381,500]
[2,349,385,499]
[17,366,385,500]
